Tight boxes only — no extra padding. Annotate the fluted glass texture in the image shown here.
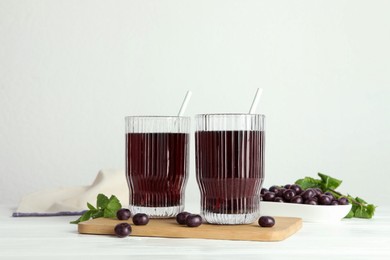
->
[126,116,190,218]
[195,114,265,224]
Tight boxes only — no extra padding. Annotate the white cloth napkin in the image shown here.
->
[13,169,129,217]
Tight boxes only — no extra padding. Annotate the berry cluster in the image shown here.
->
[113,209,276,238]
[114,209,150,237]
[113,209,204,237]
[176,212,203,227]
[261,184,349,205]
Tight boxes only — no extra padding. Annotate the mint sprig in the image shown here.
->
[70,194,122,224]
[295,173,376,219]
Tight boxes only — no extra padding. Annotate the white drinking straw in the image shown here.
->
[248,88,263,114]
[178,90,192,116]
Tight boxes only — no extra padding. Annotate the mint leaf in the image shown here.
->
[103,208,116,218]
[295,177,322,190]
[70,193,123,224]
[318,173,342,190]
[107,195,121,212]
[91,210,104,219]
[347,196,376,219]
[355,197,368,204]
[345,209,354,218]
[80,211,92,221]
[104,195,122,218]
[87,202,96,211]
[97,194,110,209]
[70,210,92,224]
[366,204,376,216]
[354,205,372,219]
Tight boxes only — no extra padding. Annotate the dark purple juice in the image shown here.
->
[195,130,264,215]
[126,133,189,208]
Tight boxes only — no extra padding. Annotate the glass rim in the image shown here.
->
[125,115,191,120]
[195,113,265,117]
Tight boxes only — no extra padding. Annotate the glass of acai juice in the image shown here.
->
[195,113,265,224]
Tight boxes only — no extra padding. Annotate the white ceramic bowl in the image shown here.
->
[260,201,352,222]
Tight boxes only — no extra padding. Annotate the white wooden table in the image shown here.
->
[1,204,389,259]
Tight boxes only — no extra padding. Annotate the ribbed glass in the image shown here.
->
[125,116,190,218]
[195,114,265,224]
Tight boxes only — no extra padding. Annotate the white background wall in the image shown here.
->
[1,0,389,208]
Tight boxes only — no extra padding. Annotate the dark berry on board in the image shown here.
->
[284,184,292,189]
[176,212,191,225]
[258,216,275,227]
[331,200,339,205]
[261,188,268,195]
[132,213,149,225]
[313,188,323,195]
[116,208,131,220]
[114,223,132,238]
[186,214,202,227]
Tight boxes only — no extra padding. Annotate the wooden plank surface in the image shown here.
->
[78,216,302,242]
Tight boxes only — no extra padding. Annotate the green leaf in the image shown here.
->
[97,194,109,209]
[354,203,376,219]
[344,209,354,218]
[107,195,122,211]
[70,193,123,224]
[344,195,376,219]
[87,202,96,211]
[70,211,92,224]
[354,206,369,218]
[317,173,342,190]
[91,210,104,219]
[355,197,368,204]
[345,203,359,219]
[366,204,376,216]
[104,195,122,218]
[295,177,322,190]
[70,217,82,224]
[103,208,116,218]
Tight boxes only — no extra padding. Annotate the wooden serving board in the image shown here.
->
[78,216,302,242]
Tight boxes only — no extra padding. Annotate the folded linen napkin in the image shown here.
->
[13,169,129,217]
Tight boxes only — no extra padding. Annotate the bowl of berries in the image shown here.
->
[260,184,352,222]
